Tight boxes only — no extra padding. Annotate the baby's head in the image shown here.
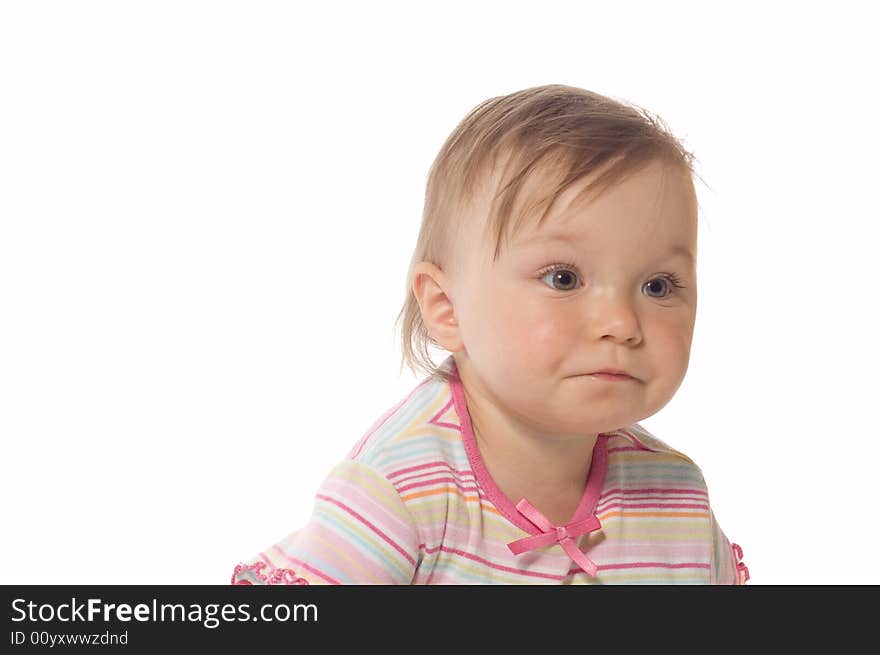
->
[397,84,702,435]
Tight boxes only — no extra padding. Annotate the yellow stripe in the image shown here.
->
[401,496,533,542]
[316,505,415,580]
[428,551,562,584]
[330,460,414,525]
[598,510,709,520]
[401,486,503,515]
[596,570,707,583]
[298,530,383,584]
[598,525,713,540]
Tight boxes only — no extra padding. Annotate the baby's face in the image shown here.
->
[449,158,698,437]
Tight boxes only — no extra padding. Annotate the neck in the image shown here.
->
[457,365,599,523]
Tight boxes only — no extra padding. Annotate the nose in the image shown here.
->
[587,292,643,345]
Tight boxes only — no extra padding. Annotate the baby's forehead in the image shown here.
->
[514,189,694,259]
[462,160,592,251]
[496,188,624,252]
[457,155,696,268]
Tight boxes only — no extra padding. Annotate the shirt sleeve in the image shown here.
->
[230,458,420,585]
[708,507,749,585]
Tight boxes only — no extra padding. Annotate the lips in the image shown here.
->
[590,369,632,378]
[583,369,638,382]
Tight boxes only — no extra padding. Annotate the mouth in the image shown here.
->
[586,370,636,381]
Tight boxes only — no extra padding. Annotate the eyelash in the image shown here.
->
[536,261,687,296]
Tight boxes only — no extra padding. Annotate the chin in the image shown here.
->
[556,409,635,433]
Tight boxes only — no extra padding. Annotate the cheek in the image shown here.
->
[462,288,520,360]
[497,304,577,375]
[496,297,541,351]
[467,286,568,369]
[528,313,578,354]
[649,314,695,369]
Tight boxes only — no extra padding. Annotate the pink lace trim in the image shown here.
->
[231,561,309,586]
[731,542,750,584]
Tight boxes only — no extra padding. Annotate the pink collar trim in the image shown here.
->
[447,360,609,575]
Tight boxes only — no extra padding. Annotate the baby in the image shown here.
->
[231,84,749,585]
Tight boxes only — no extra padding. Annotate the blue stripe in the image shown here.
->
[357,380,445,465]
[296,507,413,580]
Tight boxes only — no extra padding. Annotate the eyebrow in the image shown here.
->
[519,234,695,262]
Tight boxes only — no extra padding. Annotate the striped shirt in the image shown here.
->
[231,356,748,585]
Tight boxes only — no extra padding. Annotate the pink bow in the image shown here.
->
[507,498,601,576]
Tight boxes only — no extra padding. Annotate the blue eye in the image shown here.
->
[643,273,686,298]
[537,263,687,297]
[539,264,581,291]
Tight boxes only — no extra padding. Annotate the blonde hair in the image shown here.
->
[395,83,704,383]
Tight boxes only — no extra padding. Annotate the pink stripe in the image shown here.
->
[414,571,475,585]
[594,560,711,572]
[607,446,652,454]
[317,494,417,567]
[599,487,708,498]
[599,494,709,506]
[430,420,461,430]
[616,429,661,452]
[350,376,433,459]
[595,501,710,512]
[420,543,565,581]
[387,460,475,479]
[269,545,341,585]
[415,521,532,560]
[392,468,477,486]
[427,398,462,431]
[322,475,423,539]
[396,476,482,494]
[597,493,710,505]
[591,542,707,559]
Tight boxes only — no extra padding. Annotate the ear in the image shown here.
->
[411,261,463,352]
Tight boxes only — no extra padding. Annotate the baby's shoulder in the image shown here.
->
[602,424,710,497]
[611,423,698,463]
[343,374,465,479]
[606,423,700,472]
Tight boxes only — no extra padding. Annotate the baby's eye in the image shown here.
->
[538,265,687,297]
[643,274,686,299]
[539,265,581,291]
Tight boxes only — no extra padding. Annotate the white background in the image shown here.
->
[1,1,877,585]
